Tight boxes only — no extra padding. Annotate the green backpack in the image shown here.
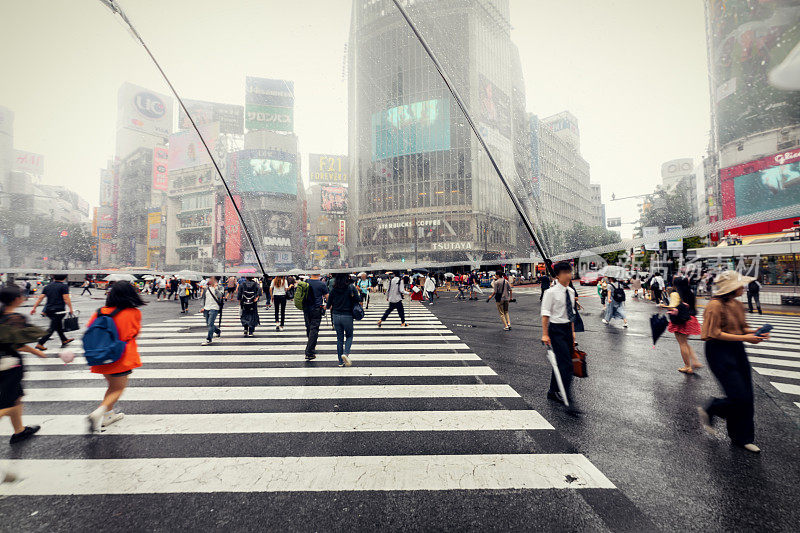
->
[293,280,310,310]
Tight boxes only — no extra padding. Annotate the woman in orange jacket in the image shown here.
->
[85,281,145,432]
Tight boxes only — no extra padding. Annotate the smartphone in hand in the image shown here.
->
[754,324,773,337]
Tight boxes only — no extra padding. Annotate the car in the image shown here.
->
[580,271,603,286]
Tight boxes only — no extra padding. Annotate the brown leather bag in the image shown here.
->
[572,347,588,378]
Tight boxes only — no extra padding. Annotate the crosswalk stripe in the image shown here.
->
[0,410,553,436]
[749,356,800,368]
[771,382,800,395]
[24,366,497,381]
[23,353,483,366]
[134,335,462,344]
[96,343,472,354]
[23,384,521,401]
[748,348,800,359]
[1,453,615,495]
[753,367,800,380]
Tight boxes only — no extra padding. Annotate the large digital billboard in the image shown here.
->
[234,149,297,195]
[720,148,800,218]
[371,98,450,160]
[708,1,800,146]
[260,211,292,249]
[309,154,348,183]
[478,74,511,139]
[178,99,244,134]
[321,185,347,213]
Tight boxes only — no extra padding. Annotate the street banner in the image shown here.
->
[643,226,659,251]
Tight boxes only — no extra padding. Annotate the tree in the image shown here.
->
[636,187,694,234]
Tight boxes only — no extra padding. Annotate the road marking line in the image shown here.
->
[0,410,553,436]
[1,454,615,494]
[23,384,521,402]
[753,367,800,380]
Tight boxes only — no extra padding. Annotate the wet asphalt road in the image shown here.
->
[427,287,800,532]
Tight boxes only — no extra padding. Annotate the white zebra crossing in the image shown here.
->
[4,301,616,497]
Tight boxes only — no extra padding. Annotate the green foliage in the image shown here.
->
[636,187,694,234]
[539,222,621,256]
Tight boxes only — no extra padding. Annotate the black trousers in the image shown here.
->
[747,292,762,314]
[652,288,663,304]
[381,301,405,323]
[548,322,574,402]
[180,295,189,312]
[38,311,67,345]
[81,287,92,296]
[705,339,754,446]
[303,306,323,356]
[273,295,287,326]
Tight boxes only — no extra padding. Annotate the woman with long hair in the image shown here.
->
[86,281,145,432]
[270,276,288,331]
[0,285,47,445]
[662,276,703,374]
[698,271,768,453]
[326,273,360,367]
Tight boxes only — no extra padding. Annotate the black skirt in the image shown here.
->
[0,364,24,409]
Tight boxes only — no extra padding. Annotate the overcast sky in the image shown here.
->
[0,0,709,238]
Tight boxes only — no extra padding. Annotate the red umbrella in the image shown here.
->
[237,268,257,274]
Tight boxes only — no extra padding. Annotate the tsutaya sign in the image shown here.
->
[431,241,473,251]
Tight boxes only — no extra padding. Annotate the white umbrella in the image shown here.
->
[103,273,137,282]
[142,275,156,280]
[173,270,203,281]
[545,349,569,407]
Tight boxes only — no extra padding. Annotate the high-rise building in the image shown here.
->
[705,0,800,236]
[590,183,606,228]
[530,111,597,228]
[113,83,174,267]
[347,0,530,265]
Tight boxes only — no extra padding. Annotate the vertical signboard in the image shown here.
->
[224,195,242,261]
[152,146,169,190]
[643,226,660,251]
[338,219,346,246]
[664,225,683,251]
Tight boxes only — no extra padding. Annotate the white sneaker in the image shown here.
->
[87,407,106,433]
[201,340,211,346]
[601,319,609,324]
[743,443,761,453]
[623,322,629,328]
[342,354,352,367]
[102,411,125,427]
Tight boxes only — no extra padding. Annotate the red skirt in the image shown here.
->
[668,315,701,336]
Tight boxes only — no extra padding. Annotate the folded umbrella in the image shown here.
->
[545,347,569,407]
[650,313,669,346]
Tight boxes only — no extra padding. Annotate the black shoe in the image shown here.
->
[566,405,584,417]
[547,391,565,404]
[305,353,316,360]
[61,338,74,348]
[10,425,40,444]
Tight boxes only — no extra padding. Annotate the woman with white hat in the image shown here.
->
[698,270,769,453]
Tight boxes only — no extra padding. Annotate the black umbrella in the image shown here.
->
[412,267,429,274]
[650,314,669,346]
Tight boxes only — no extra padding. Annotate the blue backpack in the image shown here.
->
[82,308,128,366]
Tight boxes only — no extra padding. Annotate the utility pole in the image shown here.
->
[413,216,419,265]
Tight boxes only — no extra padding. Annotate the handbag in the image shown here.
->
[572,346,588,378]
[63,312,80,332]
[352,287,364,321]
[668,302,691,325]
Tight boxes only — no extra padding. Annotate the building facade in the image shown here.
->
[348,0,530,266]
[530,111,600,229]
[660,158,700,224]
[705,0,800,236]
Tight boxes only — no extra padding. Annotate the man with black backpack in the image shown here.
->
[302,272,329,360]
[602,276,628,327]
[377,272,408,328]
[237,276,261,337]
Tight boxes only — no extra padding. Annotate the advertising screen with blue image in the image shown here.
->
[734,162,800,217]
[371,98,451,160]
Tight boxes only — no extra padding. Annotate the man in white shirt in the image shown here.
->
[378,272,407,327]
[541,261,580,414]
[200,276,224,346]
[650,273,665,304]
